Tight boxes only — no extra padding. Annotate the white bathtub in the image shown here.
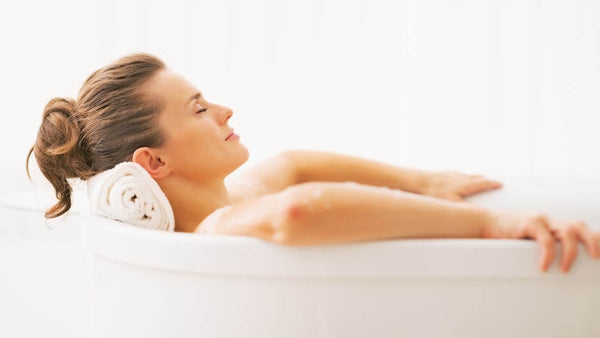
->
[81,176,600,338]
[0,167,91,338]
[2,172,599,338]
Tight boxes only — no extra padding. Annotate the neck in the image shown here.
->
[158,175,231,233]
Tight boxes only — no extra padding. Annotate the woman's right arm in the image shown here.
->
[196,181,487,244]
[198,181,600,273]
[275,182,489,245]
[274,182,600,273]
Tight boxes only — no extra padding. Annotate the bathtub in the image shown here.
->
[81,175,600,338]
[0,167,91,338]
[1,172,599,338]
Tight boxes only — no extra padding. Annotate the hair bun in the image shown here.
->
[27,97,93,218]
[41,98,80,156]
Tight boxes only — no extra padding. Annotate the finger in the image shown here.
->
[482,178,503,188]
[574,223,600,258]
[525,219,556,273]
[465,180,503,195]
[475,177,503,186]
[490,180,503,188]
[469,174,503,186]
[556,226,578,273]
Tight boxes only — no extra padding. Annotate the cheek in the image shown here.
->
[161,128,197,160]
[174,126,219,158]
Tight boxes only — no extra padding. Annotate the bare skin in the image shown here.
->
[129,68,600,274]
[214,151,600,274]
[279,182,600,274]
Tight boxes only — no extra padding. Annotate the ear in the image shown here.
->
[131,147,171,180]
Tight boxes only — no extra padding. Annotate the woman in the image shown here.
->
[27,53,600,274]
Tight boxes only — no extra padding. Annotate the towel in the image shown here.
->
[86,162,175,231]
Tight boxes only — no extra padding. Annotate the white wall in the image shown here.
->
[2,0,600,190]
[1,2,599,337]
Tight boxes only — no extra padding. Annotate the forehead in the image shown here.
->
[146,69,197,108]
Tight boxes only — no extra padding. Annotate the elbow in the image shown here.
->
[269,184,313,246]
[270,203,303,247]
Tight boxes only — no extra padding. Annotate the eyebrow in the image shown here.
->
[184,92,203,108]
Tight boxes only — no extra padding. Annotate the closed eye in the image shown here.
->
[194,102,207,114]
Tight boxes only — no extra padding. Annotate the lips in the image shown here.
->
[225,129,235,140]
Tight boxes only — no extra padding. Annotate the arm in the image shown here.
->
[275,181,489,247]
[284,150,430,194]
[196,181,486,246]
[195,190,292,243]
[197,181,600,274]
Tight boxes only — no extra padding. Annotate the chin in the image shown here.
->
[238,145,250,165]
[227,144,249,173]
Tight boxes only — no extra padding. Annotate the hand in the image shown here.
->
[483,211,600,273]
[420,170,503,202]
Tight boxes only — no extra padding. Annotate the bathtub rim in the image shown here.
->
[80,214,600,280]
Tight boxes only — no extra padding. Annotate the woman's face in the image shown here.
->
[145,68,249,182]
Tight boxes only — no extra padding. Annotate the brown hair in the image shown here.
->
[26,53,166,218]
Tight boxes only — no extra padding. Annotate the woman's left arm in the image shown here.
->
[284,149,503,201]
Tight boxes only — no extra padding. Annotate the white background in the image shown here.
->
[1,1,599,337]
[2,0,599,192]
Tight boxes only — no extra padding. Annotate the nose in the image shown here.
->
[219,106,233,125]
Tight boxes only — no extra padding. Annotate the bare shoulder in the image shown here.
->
[226,151,299,204]
[195,191,292,241]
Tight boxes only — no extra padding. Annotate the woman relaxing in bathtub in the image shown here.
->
[27,53,600,274]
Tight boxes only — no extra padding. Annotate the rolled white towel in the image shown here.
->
[86,162,175,231]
